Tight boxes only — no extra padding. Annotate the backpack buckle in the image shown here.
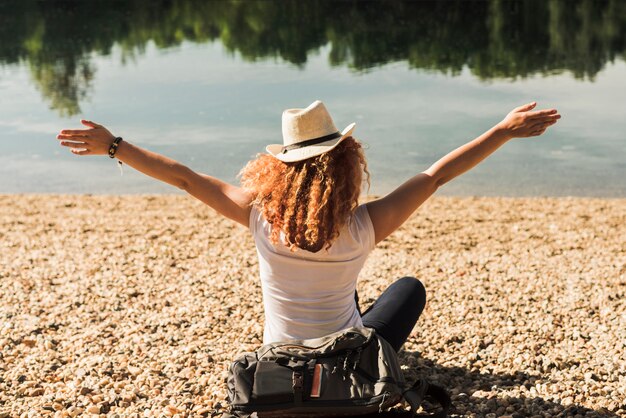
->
[293,371,304,405]
[292,371,303,390]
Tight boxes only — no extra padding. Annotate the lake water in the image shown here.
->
[1,0,625,197]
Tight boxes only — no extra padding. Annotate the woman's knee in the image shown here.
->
[396,276,426,301]
[395,276,427,307]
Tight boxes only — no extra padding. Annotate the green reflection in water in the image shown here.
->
[1,0,624,116]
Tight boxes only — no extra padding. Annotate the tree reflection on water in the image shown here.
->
[1,0,624,116]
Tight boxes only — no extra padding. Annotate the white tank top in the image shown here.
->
[249,204,376,343]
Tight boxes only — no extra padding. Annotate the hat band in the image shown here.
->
[281,131,342,154]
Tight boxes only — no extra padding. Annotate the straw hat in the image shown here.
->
[266,100,356,163]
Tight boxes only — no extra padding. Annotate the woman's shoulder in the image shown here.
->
[347,203,376,252]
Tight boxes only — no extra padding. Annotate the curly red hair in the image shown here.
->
[238,137,370,253]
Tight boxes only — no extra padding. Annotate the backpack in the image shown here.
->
[224,327,451,417]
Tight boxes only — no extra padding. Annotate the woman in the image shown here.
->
[56,100,560,352]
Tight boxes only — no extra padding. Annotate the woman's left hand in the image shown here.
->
[497,102,561,139]
[56,120,115,156]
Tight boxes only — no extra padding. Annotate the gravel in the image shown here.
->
[0,194,624,417]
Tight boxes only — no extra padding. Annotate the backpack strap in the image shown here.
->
[403,379,451,418]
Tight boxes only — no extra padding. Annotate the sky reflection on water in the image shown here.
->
[0,0,624,197]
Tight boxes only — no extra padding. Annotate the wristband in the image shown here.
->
[108,136,123,158]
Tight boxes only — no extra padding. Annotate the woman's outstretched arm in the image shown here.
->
[56,120,253,226]
[366,102,561,245]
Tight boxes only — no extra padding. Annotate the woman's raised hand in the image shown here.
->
[56,120,115,156]
[497,102,561,139]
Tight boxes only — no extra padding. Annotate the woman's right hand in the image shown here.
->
[56,120,116,156]
[497,102,561,139]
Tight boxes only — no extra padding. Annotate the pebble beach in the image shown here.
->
[1,194,624,417]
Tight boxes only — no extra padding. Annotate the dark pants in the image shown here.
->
[355,277,426,352]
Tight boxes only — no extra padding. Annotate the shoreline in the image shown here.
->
[3,192,626,202]
[1,195,624,417]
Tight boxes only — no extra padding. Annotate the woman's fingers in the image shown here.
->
[81,119,102,129]
[57,133,88,140]
[56,119,111,156]
[70,148,91,155]
[58,139,91,154]
[531,122,554,136]
[500,104,560,139]
[59,129,90,135]
[537,115,561,123]
[59,140,88,148]
[525,119,557,137]
[524,117,559,130]
[529,119,556,131]
[526,109,559,119]
[514,102,537,112]
[57,120,103,138]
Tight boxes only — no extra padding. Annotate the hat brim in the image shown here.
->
[266,123,356,163]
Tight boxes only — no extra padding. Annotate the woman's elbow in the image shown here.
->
[420,170,444,191]
[434,175,448,188]
[176,166,194,191]
[177,179,188,191]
